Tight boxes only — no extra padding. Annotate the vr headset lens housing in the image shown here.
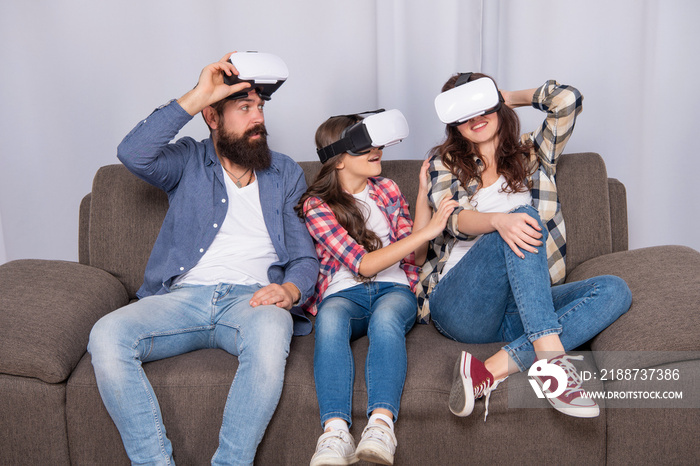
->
[223,52,289,101]
[317,109,409,163]
[434,76,502,125]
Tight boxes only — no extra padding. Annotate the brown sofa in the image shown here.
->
[1,153,699,465]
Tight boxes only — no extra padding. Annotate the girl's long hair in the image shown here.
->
[295,115,383,256]
[431,73,532,193]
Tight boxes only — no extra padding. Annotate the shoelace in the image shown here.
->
[317,430,351,455]
[482,376,507,421]
[551,354,585,395]
[362,424,396,448]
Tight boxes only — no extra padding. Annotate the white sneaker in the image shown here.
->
[355,423,397,465]
[310,429,358,466]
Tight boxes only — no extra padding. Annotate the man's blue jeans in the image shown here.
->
[314,282,416,428]
[87,283,293,466]
[429,205,632,371]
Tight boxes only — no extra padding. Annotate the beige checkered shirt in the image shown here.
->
[416,80,583,324]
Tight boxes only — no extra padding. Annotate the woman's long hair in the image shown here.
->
[295,115,383,257]
[431,73,532,193]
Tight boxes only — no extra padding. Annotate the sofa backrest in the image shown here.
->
[79,153,626,299]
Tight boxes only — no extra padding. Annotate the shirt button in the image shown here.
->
[213,223,218,228]
[179,267,185,271]
[199,248,204,253]
[222,199,226,203]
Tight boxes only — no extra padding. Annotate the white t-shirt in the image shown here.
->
[324,184,410,298]
[441,174,532,277]
[174,169,279,287]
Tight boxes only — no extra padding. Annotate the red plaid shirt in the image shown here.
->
[301,176,419,314]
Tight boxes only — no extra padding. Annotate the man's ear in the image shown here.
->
[202,106,219,130]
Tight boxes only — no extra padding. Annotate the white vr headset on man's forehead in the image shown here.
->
[223,52,289,101]
[434,73,504,125]
[317,109,410,163]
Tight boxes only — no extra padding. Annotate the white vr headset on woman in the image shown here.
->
[223,52,289,101]
[434,73,504,125]
[317,109,409,163]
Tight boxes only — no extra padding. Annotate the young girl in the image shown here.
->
[297,111,456,465]
[420,73,632,419]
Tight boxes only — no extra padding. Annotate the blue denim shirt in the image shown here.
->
[117,100,319,334]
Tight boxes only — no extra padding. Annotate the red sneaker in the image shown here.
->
[449,351,505,419]
[530,354,599,418]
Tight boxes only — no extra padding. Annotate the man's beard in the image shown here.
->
[216,123,271,171]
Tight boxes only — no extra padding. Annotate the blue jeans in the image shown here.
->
[87,283,293,466]
[430,205,631,371]
[314,282,416,428]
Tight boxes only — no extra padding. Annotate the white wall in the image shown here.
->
[1,0,698,265]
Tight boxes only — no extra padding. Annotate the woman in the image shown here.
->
[419,73,632,419]
[297,110,456,465]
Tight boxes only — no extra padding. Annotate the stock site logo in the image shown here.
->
[528,359,567,398]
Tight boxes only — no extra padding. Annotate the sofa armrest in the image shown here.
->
[0,259,129,384]
[567,246,700,368]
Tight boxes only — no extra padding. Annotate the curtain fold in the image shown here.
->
[375,0,485,159]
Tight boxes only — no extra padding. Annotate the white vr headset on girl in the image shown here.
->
[223,52,289,101]
[434,73,504,125]
[317,109,410,163]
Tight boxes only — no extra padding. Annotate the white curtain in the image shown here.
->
[0,0,698,264]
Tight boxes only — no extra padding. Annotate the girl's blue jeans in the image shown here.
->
[429,205,632,371]
[314,282,416,428]
[87,283,293,466]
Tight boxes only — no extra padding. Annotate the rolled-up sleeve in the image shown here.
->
[528,80,584,175]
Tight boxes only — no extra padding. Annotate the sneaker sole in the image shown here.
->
[355,447,393,465]
[550,401,600,418]
[310,454,359,466]
[449,351,475,417]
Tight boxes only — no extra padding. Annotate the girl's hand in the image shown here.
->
[418,158,431,195]
[421,196,459,240]
[492,212,543,258]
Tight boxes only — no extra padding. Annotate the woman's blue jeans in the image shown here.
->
[314,282,416,428]
[429,205,632,371]
[87,283,293,466]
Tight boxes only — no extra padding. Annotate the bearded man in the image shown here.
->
[87,52,318,466]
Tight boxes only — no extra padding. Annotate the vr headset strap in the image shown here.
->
[317,139,354,163]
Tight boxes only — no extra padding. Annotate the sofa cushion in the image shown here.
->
[0,259,128,383]
[67,322,607,465]
[88,164,169,299]
[556,152,614,274]
[300,159,424,218]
